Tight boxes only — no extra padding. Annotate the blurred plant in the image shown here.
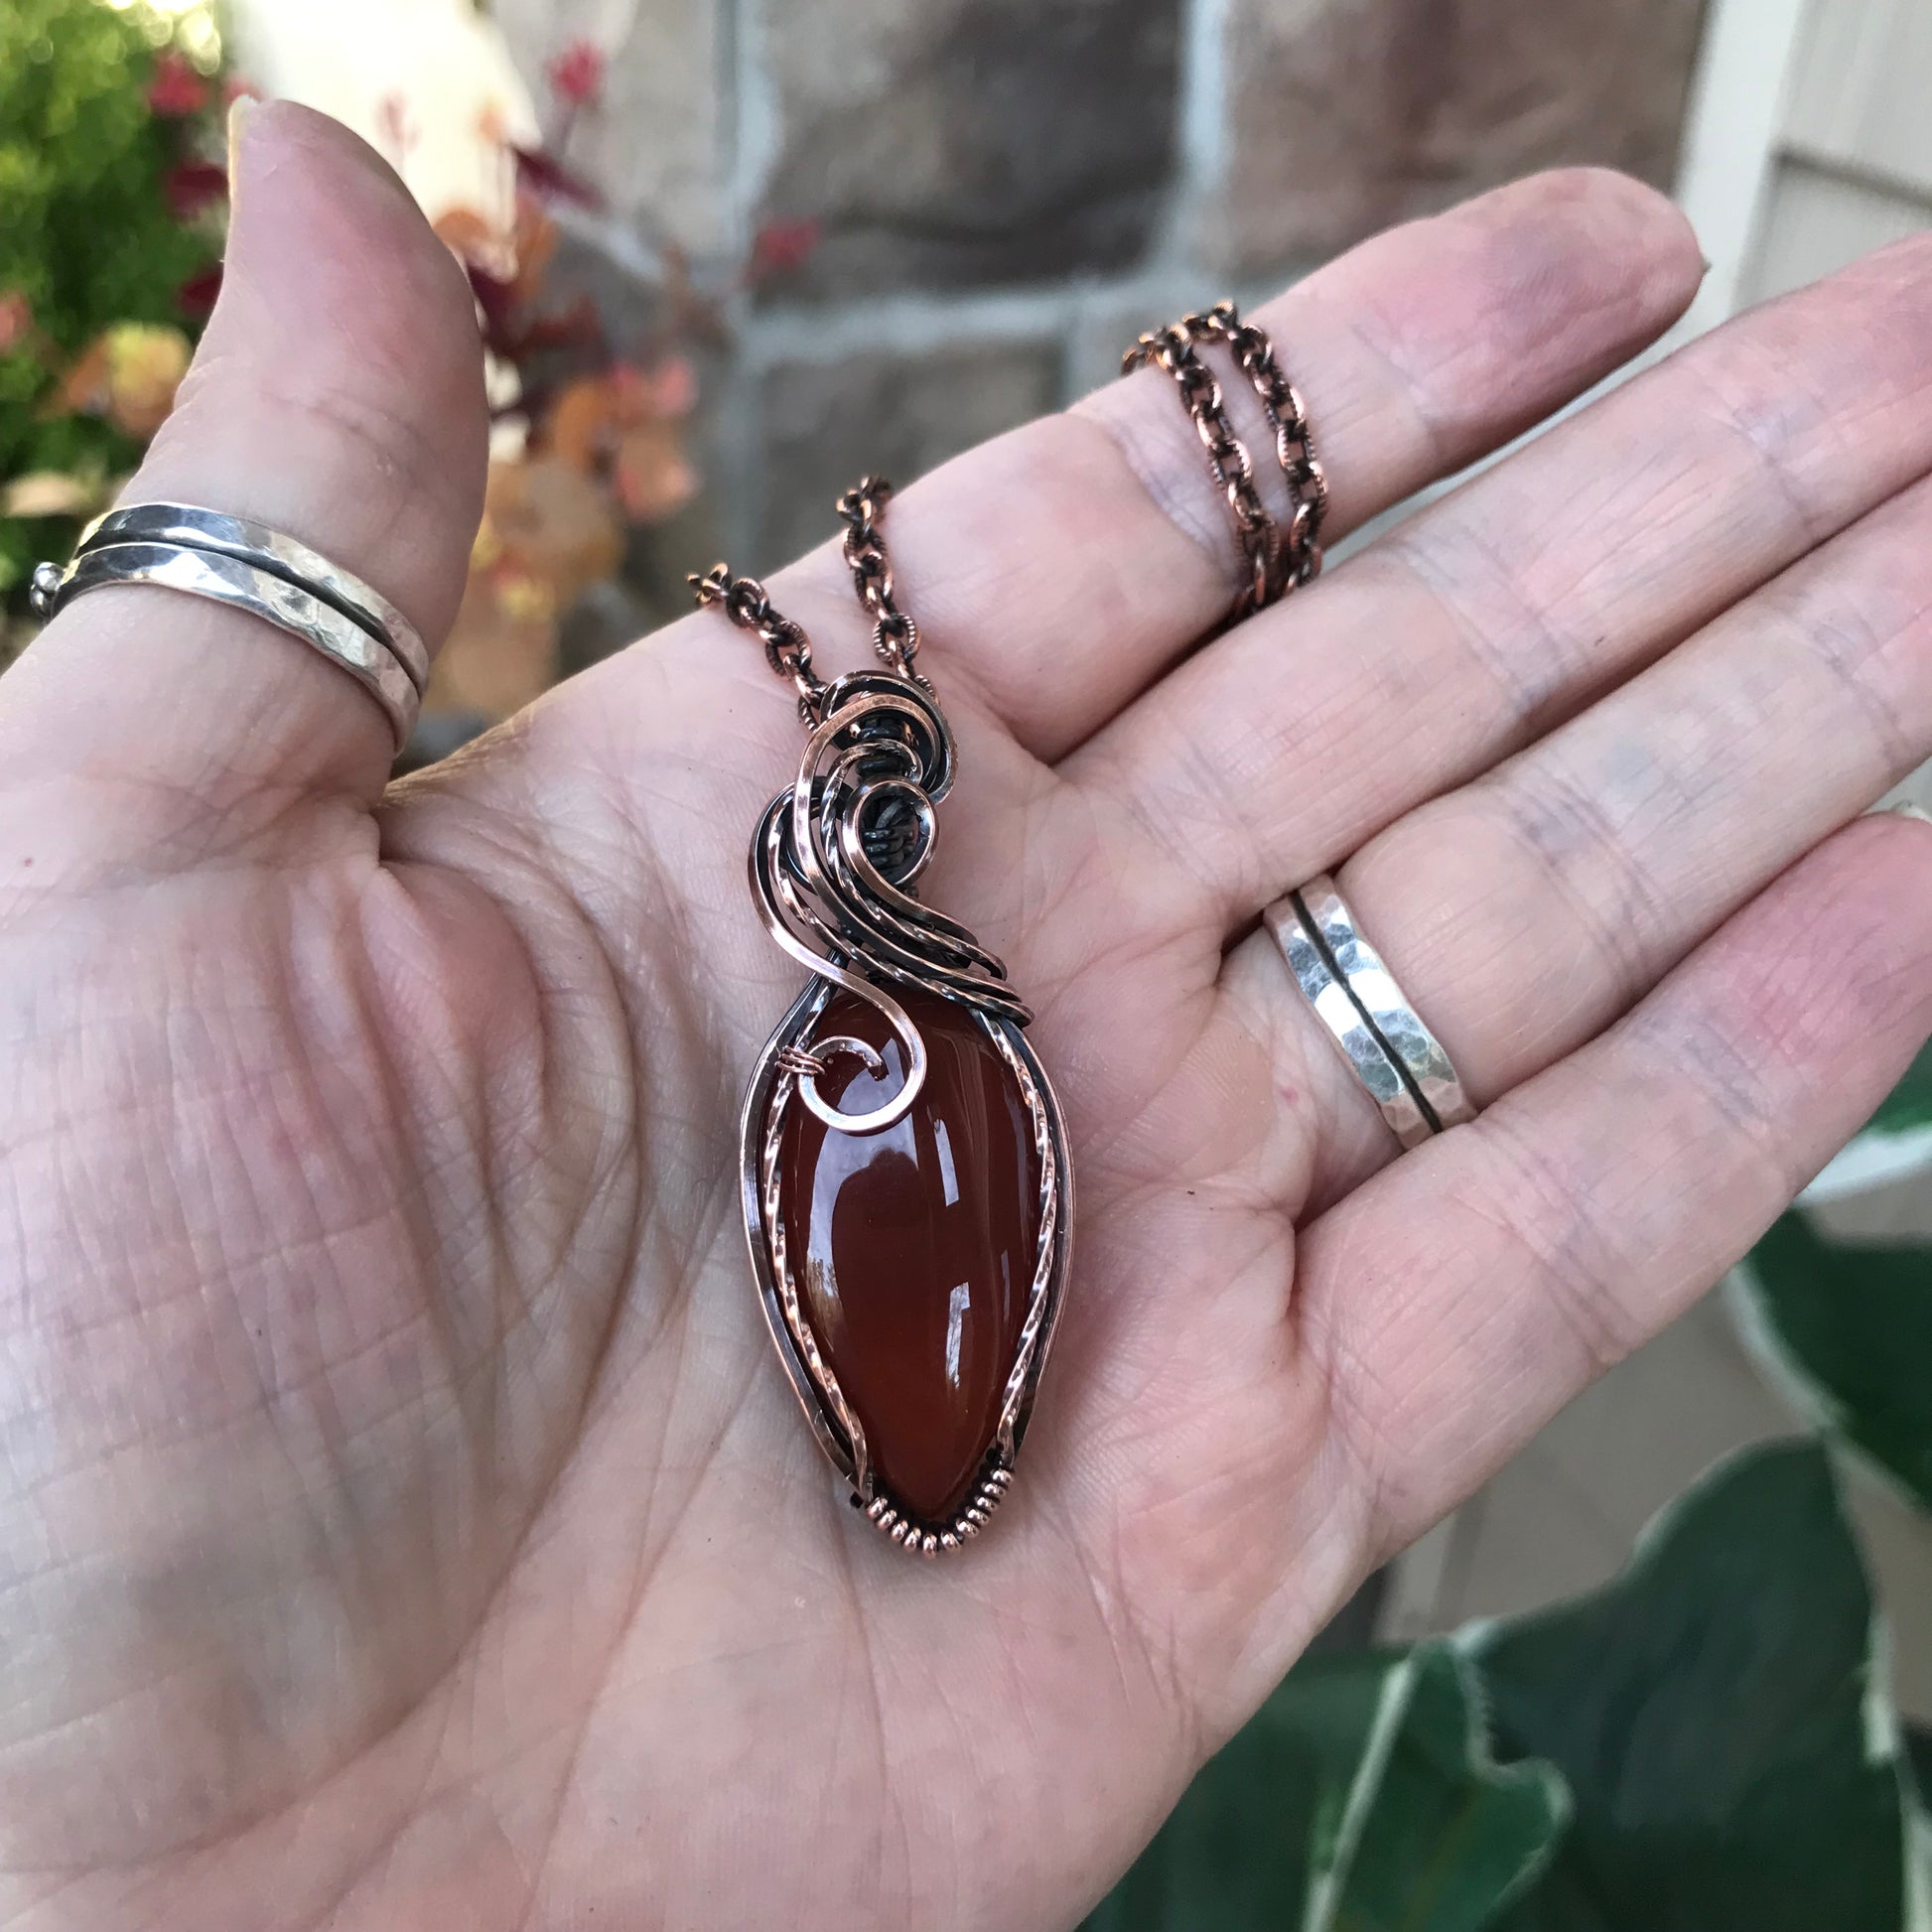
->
[748,215,825,287]
[0,0,228,640]
[1737,1048,1932,1518]
[1090,1055,1932,1931]
[543,35,605,155]
[1092,1445,1914,1932]
[420,36,718,733]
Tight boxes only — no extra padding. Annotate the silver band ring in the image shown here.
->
[1265,874,1475,1150]
[73,503,431,692]
[29,505,422,751]
[34,541,421,751]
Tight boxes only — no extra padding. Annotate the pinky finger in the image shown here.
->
[1295,810,1932,1566]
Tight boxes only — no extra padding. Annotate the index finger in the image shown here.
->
[591,170,1701,764]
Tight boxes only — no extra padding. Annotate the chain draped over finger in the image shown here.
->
[1123,300,1329,620]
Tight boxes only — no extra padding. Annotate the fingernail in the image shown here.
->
[226,94,258,205]
[1888,801,1932,826]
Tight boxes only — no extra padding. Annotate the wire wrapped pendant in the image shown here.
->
[694,481,1073,1556]
[738,668,1073,1553]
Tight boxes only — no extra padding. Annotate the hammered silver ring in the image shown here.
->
[1265,874,1476,1151]
[30,502,424,751]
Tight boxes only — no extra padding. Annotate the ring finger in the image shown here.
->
[1219,465,1932,1207]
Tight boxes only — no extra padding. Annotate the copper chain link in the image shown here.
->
[835,477,927,684]
[1123,299,1326,621]
[690,476,923,725]
[694,300,1324,717]
[686,560,829,719]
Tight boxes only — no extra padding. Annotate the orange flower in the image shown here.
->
[435,207,517,283]
[510,194,558,307]
[543,375,613,476]
[52,324,192,440]
[482,455,623,607]
[434,456,623,720]
[537,364,701,524]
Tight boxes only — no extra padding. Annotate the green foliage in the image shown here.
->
[1086,1646,1564,1932]
[1742,1212,1932,1516]
[1088,1445,1916,1931]
[1868,1042,1932,1139]
[1317,1649,1565,1932]
[1088,1035,1932,1930]
[0,0,223,603]
[1480,1444,1907,1932]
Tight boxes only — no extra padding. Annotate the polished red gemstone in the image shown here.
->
[777,986,1040,1522]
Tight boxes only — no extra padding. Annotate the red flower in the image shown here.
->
[176,264,223,320]
[165,160,227,222]
[748,217,822,284]
[512,145,603,210]
[147,51,208,118]
[546,40,606,107]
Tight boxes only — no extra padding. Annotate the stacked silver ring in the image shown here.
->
[30,503,426,750]
[1265,874,1475,1150]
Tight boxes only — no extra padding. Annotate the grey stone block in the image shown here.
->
[753,0,1184,295]
[1197,0,1709,274]
[752,334,1062,569]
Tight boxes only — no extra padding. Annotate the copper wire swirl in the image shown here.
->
[749,671,1031,1134]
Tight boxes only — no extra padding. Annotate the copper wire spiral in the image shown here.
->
[749,671,1030,1133]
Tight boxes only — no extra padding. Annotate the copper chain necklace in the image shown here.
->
[1123,300,1328,616]
[693,304,1318,1556]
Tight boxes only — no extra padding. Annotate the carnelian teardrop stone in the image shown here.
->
[778,986,1040,1522]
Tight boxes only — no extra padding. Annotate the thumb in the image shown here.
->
[1,101,487,850]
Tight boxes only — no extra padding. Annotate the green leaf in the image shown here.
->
[1907,1725,1932,1811]
[1083,1644,1566,1932]
[1738,1214,1932,1516]
[1324,1647,1568,1932]
[1809,1046,1932,1199]
[1475,1442,1908,1932]
[1870,1045,1932,1139]
[1082,1648,1389,1932]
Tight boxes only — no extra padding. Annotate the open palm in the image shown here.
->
[4,106,1930,1931]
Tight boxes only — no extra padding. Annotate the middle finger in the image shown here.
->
[1228,463,1932,1204]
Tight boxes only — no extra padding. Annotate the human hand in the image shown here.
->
[3,104,1928,1930]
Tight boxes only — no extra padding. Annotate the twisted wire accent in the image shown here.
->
[751,673,1030,1133]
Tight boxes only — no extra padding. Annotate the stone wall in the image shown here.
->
[494,0,1708,580]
